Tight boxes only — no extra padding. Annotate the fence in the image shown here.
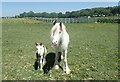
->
[4,16,118,23]
[26,17,98,23]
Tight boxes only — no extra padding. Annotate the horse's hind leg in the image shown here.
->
[58,52,62,63]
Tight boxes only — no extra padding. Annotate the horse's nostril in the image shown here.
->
[52,41,57,46]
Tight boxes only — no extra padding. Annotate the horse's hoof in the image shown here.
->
[54,65,59,69]
[66,70,71,74]
[65,70,71,74]
[64,68,71,74]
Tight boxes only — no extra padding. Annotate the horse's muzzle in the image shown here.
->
[52,41,57,46]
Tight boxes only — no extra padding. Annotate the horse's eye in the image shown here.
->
[59,31,61,33]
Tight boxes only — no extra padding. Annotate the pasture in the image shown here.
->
[2,18,118,80]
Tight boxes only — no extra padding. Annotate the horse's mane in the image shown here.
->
[51,23,66,35]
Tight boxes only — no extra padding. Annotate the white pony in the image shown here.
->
[35,43,47,71]
[51,20,70,74]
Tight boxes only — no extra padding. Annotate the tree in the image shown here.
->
[71,11,79,18]
[58,12,63,18]
[40,12,49,18]
[16,6,118,18]
[49,12,58,18]
[27,11,35,17]
[19,12,28,17]
[65,11,71,18]
[111,6,120,15]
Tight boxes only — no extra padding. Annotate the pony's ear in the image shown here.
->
[53,20,57,25]
[40,43,42,45]
[60,22,62,31]
[35,42,38,46]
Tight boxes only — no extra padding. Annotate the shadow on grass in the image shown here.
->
[43,52,63,74]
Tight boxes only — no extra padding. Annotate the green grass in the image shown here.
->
[2,18,118,80]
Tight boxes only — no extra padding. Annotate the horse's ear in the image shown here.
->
[60,22,62,31]
[53,20,57,25]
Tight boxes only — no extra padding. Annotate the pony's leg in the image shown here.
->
[36,53,40,68]
[61,55,64,59]
[54,52,59,69]
[40,55,43,71]
[42,57,45,65]
[38,57,40,69]
[42,54,45,65]
[64,49,71,74]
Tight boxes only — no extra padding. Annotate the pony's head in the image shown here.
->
[51,20,65,46]
[35,43,45,55]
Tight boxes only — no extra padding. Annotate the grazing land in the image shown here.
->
[2,18,118,80]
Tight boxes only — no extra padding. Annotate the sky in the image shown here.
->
[2,2,119,17]
[1,0,120,2]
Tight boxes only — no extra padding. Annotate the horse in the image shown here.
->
[35,43,47,71]
[50,20,71,74]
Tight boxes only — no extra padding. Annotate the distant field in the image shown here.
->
[2,18,118,80]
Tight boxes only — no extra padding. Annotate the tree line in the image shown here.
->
[16,6,120,18]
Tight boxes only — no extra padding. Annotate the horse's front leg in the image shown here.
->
[63,49,71,74]
[40,55,43,71]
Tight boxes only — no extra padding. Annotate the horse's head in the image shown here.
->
[51,20,64,46]
[35,43,45,55]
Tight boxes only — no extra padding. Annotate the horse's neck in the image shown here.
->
[59,29,67,41]
[61,29,67,36]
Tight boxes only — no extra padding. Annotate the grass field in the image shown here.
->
[2,18,118,80]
